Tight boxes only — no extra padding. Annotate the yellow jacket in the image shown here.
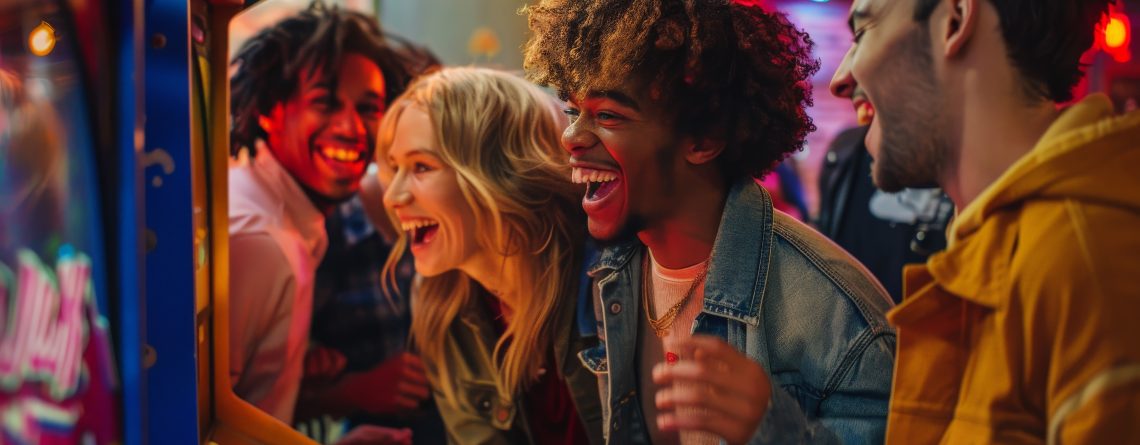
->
[885,94,1140,444]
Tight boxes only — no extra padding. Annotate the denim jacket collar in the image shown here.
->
[587,178,774,325]
[586,238,639,277]
[703,178,774,326]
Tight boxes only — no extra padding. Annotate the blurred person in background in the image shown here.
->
[756,162,810,222]
[0,69,64,263]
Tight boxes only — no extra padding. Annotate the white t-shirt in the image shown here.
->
[228,144,327,423]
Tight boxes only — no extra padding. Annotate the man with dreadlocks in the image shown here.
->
[525,1,895,444]
[227,2,423,425]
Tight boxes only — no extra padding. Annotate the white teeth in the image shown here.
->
[399,219,439,232]
[322,147,361,162]
[572,167,618,184]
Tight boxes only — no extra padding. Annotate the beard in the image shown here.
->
[868,26,950,193]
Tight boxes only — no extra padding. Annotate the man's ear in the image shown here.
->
[685,138,726,166]
[258,115,274,134]
[258,104,283,135]
[943,0,979,58]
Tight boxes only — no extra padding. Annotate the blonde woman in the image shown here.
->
[377,67,602,444]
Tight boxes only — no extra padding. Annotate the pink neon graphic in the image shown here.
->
[0,249,119,445]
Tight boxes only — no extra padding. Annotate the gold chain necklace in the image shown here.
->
[642,252,709,338]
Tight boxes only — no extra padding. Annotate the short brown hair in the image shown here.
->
[914,0,1114,103]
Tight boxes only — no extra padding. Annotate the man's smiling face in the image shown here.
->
[831,0,948,192]
[561,85,695,241]
[262,52,387,201]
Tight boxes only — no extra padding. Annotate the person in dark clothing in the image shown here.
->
[816,87,951,302]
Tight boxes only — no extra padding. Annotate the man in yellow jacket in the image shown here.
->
[830,0,1140,443]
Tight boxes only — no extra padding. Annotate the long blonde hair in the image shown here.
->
[376,67,585,404]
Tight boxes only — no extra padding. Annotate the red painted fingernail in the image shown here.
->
[665,352,679,364]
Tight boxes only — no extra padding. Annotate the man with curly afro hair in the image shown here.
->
[525,1,896,444]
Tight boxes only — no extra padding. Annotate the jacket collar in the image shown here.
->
[950,94,1120,243]
[921,221,1016,309]
[703,178,774,325]
[586,238,638,277]
[588,178,775,325]
[920,94,1132,309]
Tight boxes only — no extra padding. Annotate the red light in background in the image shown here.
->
[1106,16,1129,49]
[1098,11,1132,62]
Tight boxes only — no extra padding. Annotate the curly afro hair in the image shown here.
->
[523,0,819,179]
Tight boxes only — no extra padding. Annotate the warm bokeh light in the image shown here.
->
[29,22,56,57]
[1106,17,1128,49]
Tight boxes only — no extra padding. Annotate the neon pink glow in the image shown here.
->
[0,249,119,445]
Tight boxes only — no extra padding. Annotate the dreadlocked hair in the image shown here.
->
[229,1,437,158]
[524,0,819,179]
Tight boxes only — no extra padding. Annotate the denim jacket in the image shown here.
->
[578,179,896,444]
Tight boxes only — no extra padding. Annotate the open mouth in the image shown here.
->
[570,163,627,238]
[855,99,875,127]
[572,167,620,202]
[400,218,440,248]
[859,99,882,155]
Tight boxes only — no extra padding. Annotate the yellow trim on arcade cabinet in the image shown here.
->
[200,1,318,443]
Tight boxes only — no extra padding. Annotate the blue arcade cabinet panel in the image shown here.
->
[0,0,121,444]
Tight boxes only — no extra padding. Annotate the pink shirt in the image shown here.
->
[639,252,720,445]
[228,145,327,423]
